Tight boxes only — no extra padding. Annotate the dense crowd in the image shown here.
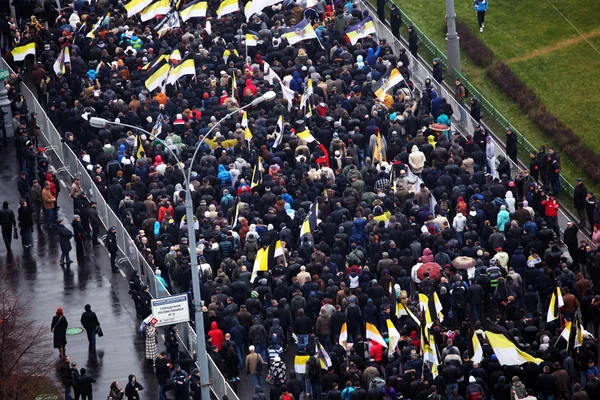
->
[3,1,600,400]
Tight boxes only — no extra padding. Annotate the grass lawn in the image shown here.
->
[385,0,600,199]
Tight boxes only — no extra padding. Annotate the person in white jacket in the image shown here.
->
[452,212,467,244]
[408,145,425,175]
[505,191,516,213]
[485,136,496,177]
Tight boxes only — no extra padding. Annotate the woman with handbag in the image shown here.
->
[51,307,68,359]
[108,381,125,400]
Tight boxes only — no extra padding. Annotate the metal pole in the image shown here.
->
[185,197,211,400]
[183,103,255,400]
[445,0,461,77]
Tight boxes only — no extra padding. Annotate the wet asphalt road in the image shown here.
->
[0,145,159,399]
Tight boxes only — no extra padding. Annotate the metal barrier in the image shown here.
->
[0,58,239,400]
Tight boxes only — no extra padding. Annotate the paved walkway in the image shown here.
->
[0,144,158,398]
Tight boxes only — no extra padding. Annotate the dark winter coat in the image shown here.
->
[57,224,73,252]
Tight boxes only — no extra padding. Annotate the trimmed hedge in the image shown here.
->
[453,18,600,185]
[454,19,496,68]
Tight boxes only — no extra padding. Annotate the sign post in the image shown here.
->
[151,294,190,327]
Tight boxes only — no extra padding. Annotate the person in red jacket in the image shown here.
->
[541,194,560,238]
[208,321,225,351]
[369,339,383,363]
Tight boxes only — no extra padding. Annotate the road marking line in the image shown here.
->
[119,269,126,278]
[59,179,68,189]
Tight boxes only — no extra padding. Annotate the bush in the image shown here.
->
[455,19,496,67]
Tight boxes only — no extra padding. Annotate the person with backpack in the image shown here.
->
[307,354,323,400]
[246,345,265,390]
[252,385,268,400]
[455,78,469,123]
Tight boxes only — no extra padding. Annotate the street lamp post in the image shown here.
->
[445,0,462,77]
[89,90,275,400]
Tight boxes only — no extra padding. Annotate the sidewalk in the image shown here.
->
[0,145,159,398]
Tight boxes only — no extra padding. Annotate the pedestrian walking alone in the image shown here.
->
[57,218,73,265]
[474,0,488,32]
[80,304,100,350]
[0,201,16,252]
[51,307,68,359]
[17,199,34,248]
[106,225,118,272]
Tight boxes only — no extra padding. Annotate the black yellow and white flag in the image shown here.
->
[547,286,564,322]
[482,318,542,366]
[53,46,70,75]
[372,67,404,101]
[396,301,420,326]
[179,0,207,21]
[251,156,262,188]
[145,58,171,91]
[470,331,484,363]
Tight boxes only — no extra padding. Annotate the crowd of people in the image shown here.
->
[2,0,600,400]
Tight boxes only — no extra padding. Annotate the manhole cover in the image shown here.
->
[35,395,58,400]
[66,327,84,335]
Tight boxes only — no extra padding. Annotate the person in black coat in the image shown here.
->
[106,225,118,271]
[506,129,518,163]
[17,199,34,248]
[75,368,96,400]
[432,59,444,83]
[286,371,304,400]
[72,215,86,257]
[124,374,144,400]
[56,218,73,265]
[390,4,402,39]
[573,179,588,229]
[376,0,386,21]
[408,26,419,57]
[88,201,102,246]
[80,304,100,350]
[51,307,68,358]
[155,351,172,398]
[470,98,482,124]
[0,200,16,252]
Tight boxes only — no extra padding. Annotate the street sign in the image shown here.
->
[151,294,190,327]
[0,69,9,80]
